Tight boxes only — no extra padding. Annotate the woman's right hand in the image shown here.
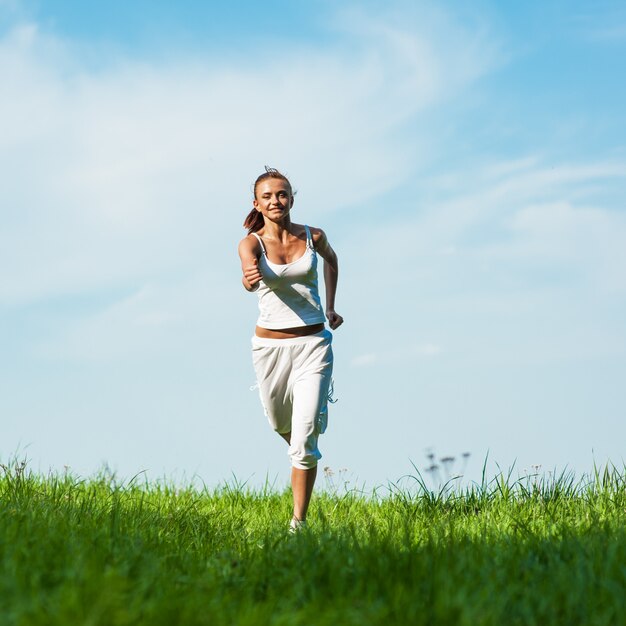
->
[243,258,263,290]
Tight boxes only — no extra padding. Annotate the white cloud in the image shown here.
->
[572,7,626,43]
[0,0,20,11]
[415,344,441,356]
[366,157,626,277]
[0,4,500,367]
[351,353,377,367]
[350,344,441,368]
[590,23,626,41]
[36,280,187,361]
[0,7,496,313]
[333,150,626,372]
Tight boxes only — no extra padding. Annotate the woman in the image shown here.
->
[238,167,343,532]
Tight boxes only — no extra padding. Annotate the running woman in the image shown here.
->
[238,167,343,532]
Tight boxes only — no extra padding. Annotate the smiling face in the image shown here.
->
[253,177,294,223]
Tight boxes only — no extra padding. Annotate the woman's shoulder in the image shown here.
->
[238,232,263,255]
[295,223,326,245]
[306,225,327,249]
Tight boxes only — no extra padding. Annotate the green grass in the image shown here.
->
[2,458,626,625]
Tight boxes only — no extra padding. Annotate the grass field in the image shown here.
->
[1,458,626,625]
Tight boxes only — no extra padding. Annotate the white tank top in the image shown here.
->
[251,225,326,330]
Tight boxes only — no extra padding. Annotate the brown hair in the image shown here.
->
[243,166,293,233]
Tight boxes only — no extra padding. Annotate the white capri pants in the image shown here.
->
[251,329,333,470]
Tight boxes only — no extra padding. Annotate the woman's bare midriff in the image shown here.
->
[255,323,325,339]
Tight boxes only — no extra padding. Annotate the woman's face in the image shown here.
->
[253,178,293,221]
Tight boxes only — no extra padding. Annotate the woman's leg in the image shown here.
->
[288,335,333,524]
[255,333,332,527]
[291,465,317,521]
[282,374,324,524]
[279,431,318,522]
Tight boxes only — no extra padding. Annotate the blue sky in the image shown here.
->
[1,0,625,491]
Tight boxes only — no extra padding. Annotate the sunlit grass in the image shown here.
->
[1,457,626,625]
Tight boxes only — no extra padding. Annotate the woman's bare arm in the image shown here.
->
[313,228,344,330]
[238,235,263,292]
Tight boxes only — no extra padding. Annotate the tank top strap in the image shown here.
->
[304,225,314,250]
[251,232,267,255]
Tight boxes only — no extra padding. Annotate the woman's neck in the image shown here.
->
[262,217,294,242]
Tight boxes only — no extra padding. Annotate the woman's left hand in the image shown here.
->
[326,310,344,330]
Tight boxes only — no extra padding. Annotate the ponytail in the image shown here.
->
[243,208,264,233]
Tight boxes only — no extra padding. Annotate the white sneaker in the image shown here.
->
[289,518,307,533]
